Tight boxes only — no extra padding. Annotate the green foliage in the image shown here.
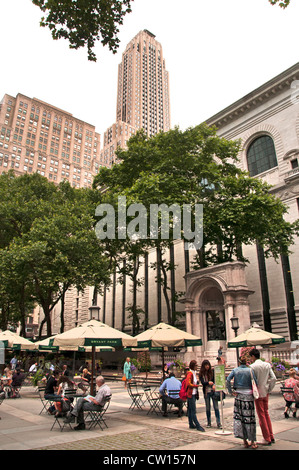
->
[268,0,290,8]
[93,125,299,325]
[32,0,133,61]
[31,368,45,386]
[0,172,111,337]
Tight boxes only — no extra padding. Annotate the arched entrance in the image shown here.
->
[183,261,254,367]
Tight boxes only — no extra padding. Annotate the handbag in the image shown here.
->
[122,375,126,381]
[214,391,226,401]
[250,368,259,399]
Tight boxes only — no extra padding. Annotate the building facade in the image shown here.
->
[116,29,171,136]
[81,63,299,367]
[0,93,101,188]
[99,30,171,168]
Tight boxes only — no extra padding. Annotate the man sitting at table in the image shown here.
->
[64,376,111,430]
[159,372,183,417]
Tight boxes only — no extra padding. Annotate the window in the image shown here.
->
[247,135,278,176]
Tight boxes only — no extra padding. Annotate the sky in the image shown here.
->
[1,0,299,142]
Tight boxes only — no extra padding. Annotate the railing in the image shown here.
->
[270,347,299,364]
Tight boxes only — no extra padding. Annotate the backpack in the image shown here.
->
[179,378,188,401]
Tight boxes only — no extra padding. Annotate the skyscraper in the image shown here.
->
[116,29,171,137]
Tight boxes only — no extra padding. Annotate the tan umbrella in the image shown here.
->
[227,323,285,348]
[36,335,115,352]
[51,320,137,393]
[135,322,202,348]
[51,320,136,349]
[0,330,37,351]
[135,322,202,379]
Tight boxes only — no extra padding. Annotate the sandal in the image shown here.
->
[251,443,258,449]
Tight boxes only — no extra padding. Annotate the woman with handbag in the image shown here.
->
[185,360,205,432]
[226,355,258,449]
[199,360,222,429]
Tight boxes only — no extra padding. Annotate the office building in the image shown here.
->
[0,93,101,188]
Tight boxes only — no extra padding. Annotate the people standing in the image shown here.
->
[249,348,276,445]
[185,360,205,432]
[226,355,258,449]
[123,357,132,389]
[199,360,222,429]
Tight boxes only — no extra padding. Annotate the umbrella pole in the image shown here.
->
[72,351,76,377]
[91,345,95,396]
[162,347,165,381]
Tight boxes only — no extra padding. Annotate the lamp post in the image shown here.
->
[88,304,101,321]
[230,316,240,363]
[88,305,101,395]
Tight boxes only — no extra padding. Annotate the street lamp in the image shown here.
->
[230,316,240,363]
[88,305,101,321]
[88,304,101,395]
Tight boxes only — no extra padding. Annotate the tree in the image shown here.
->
[0,172,110,337]
[269,0,290,8]
[32,0,133,61]
[94,125,299,325]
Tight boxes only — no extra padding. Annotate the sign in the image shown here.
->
[0,341,5,365]
[214,365,226,391]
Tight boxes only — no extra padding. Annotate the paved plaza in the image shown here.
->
[0,380,298,451]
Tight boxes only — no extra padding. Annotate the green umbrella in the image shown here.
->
[0,330,37,351]
[227,323,285,348]
[51,320,137,394]
[135,322,202,379]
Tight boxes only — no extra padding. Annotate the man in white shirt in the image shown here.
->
[249,348,276,446]
[64,376,111,430]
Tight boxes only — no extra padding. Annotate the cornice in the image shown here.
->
[205,63,299,130]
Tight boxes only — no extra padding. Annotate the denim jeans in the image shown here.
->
[187,395,201,429]
[204,392,220,425]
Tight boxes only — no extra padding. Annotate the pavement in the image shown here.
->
[0,380,298,453]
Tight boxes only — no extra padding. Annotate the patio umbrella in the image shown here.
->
[135,322,202,379]
[227,323,285,348]
[51,319,137,393]
[36,335,115,352]
[0,330,37,351]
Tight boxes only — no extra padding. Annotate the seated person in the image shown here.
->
[44,370,60,400]
[159,372,183,417]
[77,368,92,392]
[11,368,25,398]
[53,376,75,417]
[283,368,299,418]
[64,376,111,430]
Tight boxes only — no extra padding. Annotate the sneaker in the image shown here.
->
[206,423,211,428]
[217,423,222,429]
[74,423,85,431]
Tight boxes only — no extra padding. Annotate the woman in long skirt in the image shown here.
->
[226,356,258,449]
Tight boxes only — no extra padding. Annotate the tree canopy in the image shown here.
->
[32,0,133,61]
[93,125,299,326]
[0,172,110,337]
[31,0,290,62]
